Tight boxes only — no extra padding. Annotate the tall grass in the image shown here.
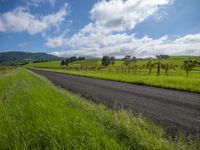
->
[0,69,198,149]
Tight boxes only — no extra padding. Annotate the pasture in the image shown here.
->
[27,56,200,93]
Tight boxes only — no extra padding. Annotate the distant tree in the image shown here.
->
[110,56,116,65]
[182,59,197,77]
[65,59,69,66]
[78,57,85,60]
[65,56,80,66]
[102,56,110,67]
[61,60,65,65]
[123,55,132,66]
[132,56,137,63]
[156,55,170,59]
[69,56,77,62]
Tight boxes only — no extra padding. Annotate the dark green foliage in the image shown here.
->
[110,56,116,65]
[182,59,197,77]
[156,55,170,59]
[78,57,85,60]
[63,56,85,66]
[101,56,116,67]
[102,56,111,67]
[0,51,62,66]
[123,55,131,66]
[61,60,65,66]
[132,56,137,63]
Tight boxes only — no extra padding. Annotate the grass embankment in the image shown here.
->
[0,69,198,149]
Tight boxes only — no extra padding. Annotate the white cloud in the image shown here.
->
[175,33,200,44]
[0,3,68,35]
[48,0,200,58]
[50,32,200,58]
[24,0,57,7]
[89,0,171,33]
[46,34,68,48]
[46,29,69,47]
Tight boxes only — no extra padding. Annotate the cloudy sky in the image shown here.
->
[0,0,200,58]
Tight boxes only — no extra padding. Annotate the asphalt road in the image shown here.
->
[29,69,200,137]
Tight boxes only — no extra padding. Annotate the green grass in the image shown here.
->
[27,56,200,71]
[27,56,200,93]
[0,69,198,149]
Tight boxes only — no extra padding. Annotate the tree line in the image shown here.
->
[101,55,137,67]
[61,56,85,66]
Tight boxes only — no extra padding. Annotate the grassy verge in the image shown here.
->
[0,69,198,149]
[28,68,200,93]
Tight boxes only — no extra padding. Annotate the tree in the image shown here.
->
[78,57,85,60]
[110,56,116,65]
[132,56,137,63]
[182,59,197,77]
[123,55,131,66]
[156,55,170,59]
[102,56,110,67]
[65,59,69,66]
[61,60,65,65]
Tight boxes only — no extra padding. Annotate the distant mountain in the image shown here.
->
[0,51,63,65]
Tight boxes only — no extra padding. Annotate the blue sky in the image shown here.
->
[0,0,200,57]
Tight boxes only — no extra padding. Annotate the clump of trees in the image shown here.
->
[123,55,132,66]
[156,55,170,59]
[61,56,85,66]
[101,56,116,67]
[123,55,137,66]
[182,59,197,77]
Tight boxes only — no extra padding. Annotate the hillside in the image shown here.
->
[0,51,62,65]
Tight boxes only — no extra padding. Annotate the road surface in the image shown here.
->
[29,69,200,137]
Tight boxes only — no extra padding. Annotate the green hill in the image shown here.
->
[0,51,63,66]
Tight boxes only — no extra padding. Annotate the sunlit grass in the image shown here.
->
[0,69,198,149]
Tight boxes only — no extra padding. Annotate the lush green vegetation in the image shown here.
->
[0,66,17,75]
[0,51,62,65]
[0,69,198,149]
[27,56,200,93]
[61,56,85,66]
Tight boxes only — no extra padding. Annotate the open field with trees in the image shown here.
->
[27,56,200,93]
[1,69,199,149]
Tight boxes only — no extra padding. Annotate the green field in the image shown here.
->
[27,56,200,93]
[0,69,199,149]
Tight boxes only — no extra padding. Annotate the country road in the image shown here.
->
[29,69,200,137]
